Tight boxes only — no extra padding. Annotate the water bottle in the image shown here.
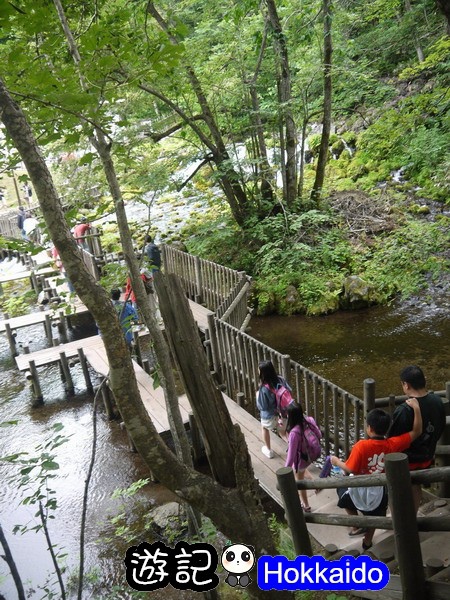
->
[332,465,341,475]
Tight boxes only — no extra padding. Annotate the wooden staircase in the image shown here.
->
[294,474,450,599]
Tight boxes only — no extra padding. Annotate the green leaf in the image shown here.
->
[79,152,97,166]
[19,466,36,475]
[0,420,19,427]
[41,460,60,471]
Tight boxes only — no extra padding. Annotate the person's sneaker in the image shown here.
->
[261,445,275,459]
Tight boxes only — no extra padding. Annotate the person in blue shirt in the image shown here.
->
[144,235,161,274]
[110,288,138,346]
[256,360,291,459]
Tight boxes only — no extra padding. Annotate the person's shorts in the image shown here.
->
[337,486,388,516]
[261,415,279,431]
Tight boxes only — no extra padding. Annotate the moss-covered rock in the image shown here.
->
[339,275,374,309]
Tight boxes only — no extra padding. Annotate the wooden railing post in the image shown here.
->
[59,352,74,395]
[281,354,291,384]
[206,314,221,381]
[77,348,93,394]
[4,322,17,357]
[436,382,450,497]
[385,453,426,600]
[194,255,203,304]
[363,378,376,437]
[276,467,312,556]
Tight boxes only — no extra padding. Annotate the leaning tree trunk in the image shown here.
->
[52,0,192,467]
[311,0,333,203]
[0,80,291,600]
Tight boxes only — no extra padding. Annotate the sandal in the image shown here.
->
[362,540,372,551]
[301,504,312,513]
[348,527,367,537]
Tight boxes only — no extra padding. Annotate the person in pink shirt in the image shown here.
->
[73,216,91,249]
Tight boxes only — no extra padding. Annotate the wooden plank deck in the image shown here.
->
[15,334,104,370]
[0,266,56,285]
[187,298,213,333]
[0,302,89,333]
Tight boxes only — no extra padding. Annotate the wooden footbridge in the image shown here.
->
[1,240,450,600]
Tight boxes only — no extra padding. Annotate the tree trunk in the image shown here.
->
[265,0,297,207]
[311,0,333,203]
[145,2,251,227]
[436,0,450,34]
[246,26,275,205]
[52,0,193,469]
[0,522,25,600]
[404,0,425,62]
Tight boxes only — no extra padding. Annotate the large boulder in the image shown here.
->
[148,501,183,529]
[340,275,373,309]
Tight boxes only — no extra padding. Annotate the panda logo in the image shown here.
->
[221,543,255,587]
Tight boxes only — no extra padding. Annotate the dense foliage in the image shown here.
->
[0,0,448,315]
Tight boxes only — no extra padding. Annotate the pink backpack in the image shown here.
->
[265,382,295,418]
[299,416,322,463]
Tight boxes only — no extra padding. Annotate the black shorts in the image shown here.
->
[337,486,388,516]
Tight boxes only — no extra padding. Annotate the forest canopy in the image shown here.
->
[0,0,448,315]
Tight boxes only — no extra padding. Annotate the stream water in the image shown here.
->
[249,291,450,399]
[1,254,449,598]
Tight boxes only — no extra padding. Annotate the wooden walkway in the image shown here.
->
[187,298,213,333]
[0,302,88,333]
[0,265,56,286]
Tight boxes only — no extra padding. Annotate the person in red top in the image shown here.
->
[330,398,422,551]
[124,270,153,309]
[73,216,91,249]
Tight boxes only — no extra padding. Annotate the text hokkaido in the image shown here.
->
[257,555,390,591]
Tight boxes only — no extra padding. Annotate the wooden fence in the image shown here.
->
[278,455,450,600]
[0,213,18,238]
[162,244,252,329]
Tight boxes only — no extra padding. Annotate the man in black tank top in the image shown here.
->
[388,365,446,512]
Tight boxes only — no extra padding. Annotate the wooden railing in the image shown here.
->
[278,456,450,600]
[162,245,251,328]
[0,213,20,238]
[207,314,364,457]
[77,239,450,467]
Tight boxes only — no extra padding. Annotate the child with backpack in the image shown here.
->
[330,398,422,551]
[256,360,295,459]
[285,403,322,512]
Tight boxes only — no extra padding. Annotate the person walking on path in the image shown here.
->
[330,398,422,551]
[73,216,91,249]
[22,211,39,242]
[17,206,25,238]
[111,288,138,347]
[387,365,446,512]
[51,245,75,293]
[285,402,321,512]
[144,235,161,274]
[256,360,291,459]
[124,269,154,310]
